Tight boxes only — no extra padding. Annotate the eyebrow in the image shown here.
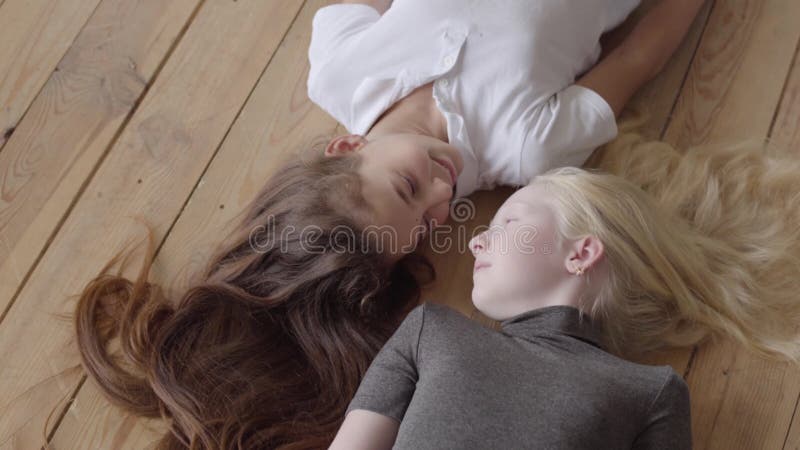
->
[489,203,523,227]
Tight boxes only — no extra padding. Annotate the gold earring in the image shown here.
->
[575,265,584,276]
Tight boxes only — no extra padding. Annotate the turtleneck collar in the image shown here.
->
[499,305,604,349]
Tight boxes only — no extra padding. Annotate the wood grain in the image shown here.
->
[663,0,800,149]
[616,0,714,140]
[0,0,103,150]
[0,0,201,329]
[0,0,302,447]
[771,43,800,152]
[657,0,800,448]
[48,0,336,444]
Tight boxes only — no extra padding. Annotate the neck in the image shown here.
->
[365,88,448,142]
[504,280,590,320]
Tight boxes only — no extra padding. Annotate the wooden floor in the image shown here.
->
[0,0,798,448]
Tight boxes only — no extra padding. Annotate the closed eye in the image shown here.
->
[403,175,416,196]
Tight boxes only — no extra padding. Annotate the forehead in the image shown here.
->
[363,134,421,156]
[502,183,552,211]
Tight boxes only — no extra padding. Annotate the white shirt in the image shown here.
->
[307,0,640,198]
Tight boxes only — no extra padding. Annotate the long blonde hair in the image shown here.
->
[534,126,800,363]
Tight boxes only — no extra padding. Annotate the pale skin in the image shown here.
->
[331,181,607,449]
[327,0,707,447]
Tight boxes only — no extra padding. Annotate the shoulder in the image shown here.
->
[645,366,690,413]
[631,364,689,402]
[403,302,481,331]
[403,302,464,329]
[586,351,687,405]
[308,3,382,82]
[631,366,692,448]
[415,302,494,342]
[420,302,475,326]
[621,362,690,421]
[601,353,684,388]
[310,3,380,40]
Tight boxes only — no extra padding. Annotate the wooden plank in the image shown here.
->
[690,341,800,450]
[663,0,800,149]
[0,0,103,149]
[616,0,714,140]
[0,0,303,447]
[655,0,800,448]
[0,0,201,328]
[771,43,800,152]
[48,0,337,445]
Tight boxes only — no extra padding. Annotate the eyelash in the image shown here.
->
[403,175,416,196]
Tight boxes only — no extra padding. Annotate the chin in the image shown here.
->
[470,291,496,319]
[470,291,485,311]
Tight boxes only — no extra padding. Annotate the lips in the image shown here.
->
[473,261,490,273]
[431,156,457,187]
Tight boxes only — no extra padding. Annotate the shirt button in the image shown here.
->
[443,55,456,67]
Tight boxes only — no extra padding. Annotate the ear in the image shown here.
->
[564,236,604,275]
[324,134,368,157]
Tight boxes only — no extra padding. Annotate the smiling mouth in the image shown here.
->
[473,262,490,273]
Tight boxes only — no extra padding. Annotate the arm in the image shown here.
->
[328,304,425,449]
[341,0,393,15]
[577,0,707,118]
[329,410,400,450]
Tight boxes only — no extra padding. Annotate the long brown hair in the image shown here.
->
[70,138,434,449]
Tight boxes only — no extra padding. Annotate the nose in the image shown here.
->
[469,231,486,255]
[423,178,454,225]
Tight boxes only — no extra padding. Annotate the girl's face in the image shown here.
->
[325,133,464,260]
[468,183,572,320]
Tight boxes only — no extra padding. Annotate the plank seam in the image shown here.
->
[147,0,308,262]
[42,0,306,443]
[767,33,800,139]
[782,390,800,449]
[43,375,87,445]
[659,0,716,140]
[0,0,208,328]
[0,0,105,157]
[32,0,210,443]
[682,345,698,379]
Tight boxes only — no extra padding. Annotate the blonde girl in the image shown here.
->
[332,164,800,449]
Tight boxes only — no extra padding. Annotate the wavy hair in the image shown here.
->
[67,136,434,449]
[536,123,800,362]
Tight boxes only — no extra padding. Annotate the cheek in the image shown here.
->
[495,247,562,288]
[398,144,429,170]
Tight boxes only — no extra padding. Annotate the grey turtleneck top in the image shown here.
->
[345,302,692,449]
